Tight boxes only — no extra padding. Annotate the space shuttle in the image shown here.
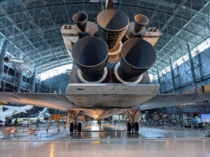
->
[0,1,210,132]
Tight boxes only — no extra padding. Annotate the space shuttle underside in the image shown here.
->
[61,9,160,85]
[1,3,210,130]
[59,8,163,112]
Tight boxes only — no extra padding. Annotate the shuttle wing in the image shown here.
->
[0,88,209,114]
[139,93,210,110]
[0,92,78,111]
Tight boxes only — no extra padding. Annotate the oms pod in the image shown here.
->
[72,37,109,83]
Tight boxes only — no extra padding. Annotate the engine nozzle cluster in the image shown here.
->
[71,9,156,84]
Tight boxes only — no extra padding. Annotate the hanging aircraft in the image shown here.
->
[0,1,210,132]
[0,105,33,123]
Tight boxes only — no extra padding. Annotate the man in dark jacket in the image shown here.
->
[14,118,18,126]
[5,119,9,127]
[36,118,40,127]
[8,119,12,124]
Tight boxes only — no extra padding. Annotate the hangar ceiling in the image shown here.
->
[0,0,210,75]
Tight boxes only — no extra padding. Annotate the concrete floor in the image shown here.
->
[0,139,210,157]
[0,123,209,140]
[0,122,208,133]
[0,123,210,157]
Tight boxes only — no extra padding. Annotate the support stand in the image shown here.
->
[46,115,60,132]
[46,119,51,132]
[66,110,82,132]
[126,110,139,132]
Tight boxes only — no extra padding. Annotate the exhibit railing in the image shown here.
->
[0,130,210,142]
[141,123,210,130]
[108,121,210,131]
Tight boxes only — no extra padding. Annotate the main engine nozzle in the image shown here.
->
[119,39,156,80]
[134,14,149,33]
[73,12,88,32]
[72,37,109,81]
[97,9,129,49]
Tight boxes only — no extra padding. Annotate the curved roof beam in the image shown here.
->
[23,42,65,57]
[36,55,73,67]
[14,33,190,60]
[157,1,210,54]
[32,47,70,60]
[37,59,72,73]
[2,16,206,43]
[9,18,201,48]
[0,6,66,65]
[1,3,208,41]
[2,0,207,19]
[36,55,72,66]
[15,38,64,54]
[0,2,208,31]
[3,22,196,57]
[17,37,63,51]
[152,20,205,38]
[1,0,209,74]
[37,62,72,74]
[28,45,67,58]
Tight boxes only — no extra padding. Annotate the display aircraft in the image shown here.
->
[18,108,51,124]
[0,105,33,123]
[0,2,210,132]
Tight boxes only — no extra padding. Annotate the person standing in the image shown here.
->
[192,117,197,129]
[14,118,18,126]
[36,118,39,127]
[197,117,202,129]
[8,119,12,125]
[5,119,9,127]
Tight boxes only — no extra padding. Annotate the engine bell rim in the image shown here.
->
[77,66,108,83]
[114,62,143,84]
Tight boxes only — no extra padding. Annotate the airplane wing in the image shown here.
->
[17,109,27,114]
[0,92,78,111]
[0,91,209,114]
[139,93,210,110]
[0,117,6,122]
